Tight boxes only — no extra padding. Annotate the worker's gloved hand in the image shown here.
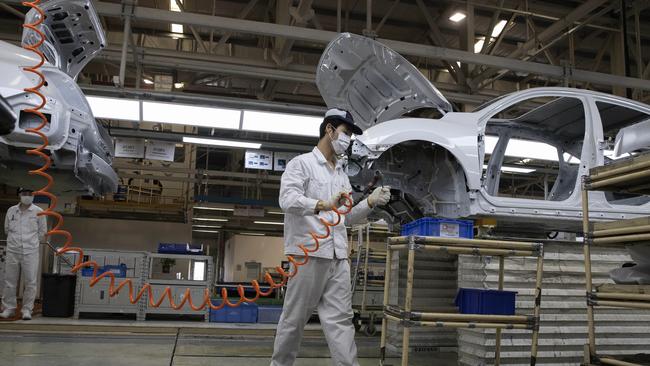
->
[368,186,391,208]
[317,191,350,212]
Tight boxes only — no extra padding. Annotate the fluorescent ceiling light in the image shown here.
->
[484,136,581,164]
[449,12,466,22]
[183,136,261,149]
[242,110,322,137]
[491,20,508,37]
[193,229,220,234]
[485,136,557,161]
[194,206,234,212]
[143,101,241,129]
[193,217,228,222]
[483,164,535,174]
[474,37,485,53]
[170,0,183,35]
[254,221,284,226]
[171,24,184,34]
[174,82,185,89]
[240,232,265,236]
[143,78,154,85]
[267,211,284,215]
[86,96,140,121]
[192,224,222,229]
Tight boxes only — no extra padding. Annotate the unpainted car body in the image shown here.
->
[0,0,117,195]
[317,33,650,232]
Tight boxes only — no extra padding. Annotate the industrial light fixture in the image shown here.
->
[170,0,184,36]
[174,82,185,89]
[449,12,466,22]
[267,211,284,215]
[183,136,262,149]
[192,224,222,229]
[86,96,140,120]
[240,232,265,236]
[254,221,284,226]
[194,206,234,212]
[193,229,220,234]
[474,37,485,53]
[143,78,154,85]
[242,110,322,137]
[193,217,229,222]
[143,102,241,129]
[491,20,508,37]
[484,136,580,163]
[483,164,535,174]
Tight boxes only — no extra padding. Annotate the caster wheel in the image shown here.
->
[364,322,377,336]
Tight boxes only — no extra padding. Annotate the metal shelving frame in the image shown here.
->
[351,225,386,336]
[61,249,149,320]
[144,253,214,321]
[581,152,650,366]
[380,235,544,366]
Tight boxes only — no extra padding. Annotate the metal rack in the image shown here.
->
[380,235,544,366]
[350,225,386,336]
[581,152,650,366]
[144,253,214,321]
[53,249,149,320]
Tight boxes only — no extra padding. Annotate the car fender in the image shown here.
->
[356,115,481,190]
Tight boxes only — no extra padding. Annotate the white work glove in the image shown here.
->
[317,191,351,212]
[368,186,391,208]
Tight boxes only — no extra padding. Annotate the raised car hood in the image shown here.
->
[22,0,106,80]
[316,33,452,131]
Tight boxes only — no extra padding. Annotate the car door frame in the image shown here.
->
[471,89,598,219]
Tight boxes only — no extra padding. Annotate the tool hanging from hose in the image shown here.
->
[21,0,354,311]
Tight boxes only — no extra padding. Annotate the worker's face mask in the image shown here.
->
[328,125,351,155]
[20,195,34,205]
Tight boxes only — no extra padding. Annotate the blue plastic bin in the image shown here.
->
[209,300,258,323]
[400,217,473,238]
[81,264,127,278]
[455,288,517,315]
[158,243,204,255]
[258,305,283,324]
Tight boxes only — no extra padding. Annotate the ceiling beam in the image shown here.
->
[84,1,650,91]
[472,0,611,88]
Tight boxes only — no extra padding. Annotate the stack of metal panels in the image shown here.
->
[386,250,459,360]
[457,243,650,365]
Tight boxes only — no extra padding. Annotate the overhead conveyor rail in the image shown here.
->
[380,235,544,366]
[582,152,650,366]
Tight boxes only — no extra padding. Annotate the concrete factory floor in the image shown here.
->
[0,317,457,366]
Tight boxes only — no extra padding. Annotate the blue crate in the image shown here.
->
[455,288,517,315]
[158,243,204,255]
[258,305,283,324]
[209,301,258,323]
[81,264,127,278]
[400,217,474,238]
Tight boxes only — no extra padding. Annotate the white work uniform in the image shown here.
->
[272,147,371,366]
[2,204,46,313]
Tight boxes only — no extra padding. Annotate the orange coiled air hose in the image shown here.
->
[21,0,354,312]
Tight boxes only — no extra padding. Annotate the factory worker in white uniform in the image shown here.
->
[271,108,391,366]
[1,188,47,320]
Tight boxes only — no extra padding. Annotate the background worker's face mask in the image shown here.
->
[20,195,34,205]
[328,126,351,155]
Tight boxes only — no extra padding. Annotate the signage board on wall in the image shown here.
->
[145,140,176,161]
[114,138,145,158]
[273,152,300,171]
[244,149,273,170]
